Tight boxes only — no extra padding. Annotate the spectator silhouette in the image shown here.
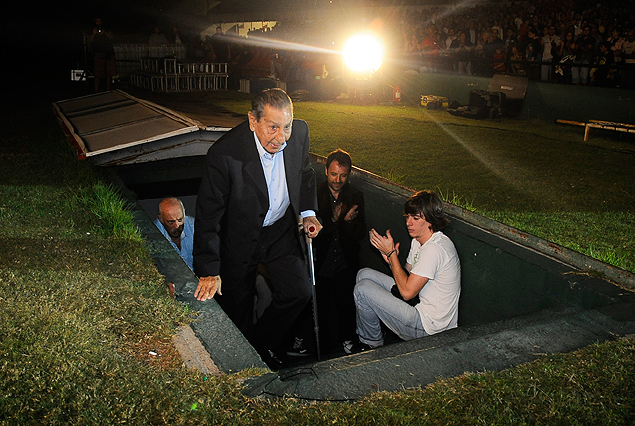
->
[88,17,117,93]
[149,26,169,45]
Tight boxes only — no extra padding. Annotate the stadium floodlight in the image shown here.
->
[342,32,385,76]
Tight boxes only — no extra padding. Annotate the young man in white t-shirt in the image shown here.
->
[345,190,461,354]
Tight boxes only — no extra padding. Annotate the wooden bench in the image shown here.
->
[557,119,635,141]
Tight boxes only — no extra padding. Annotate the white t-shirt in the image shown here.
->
[542,35,560,60]
[406,231,461,335]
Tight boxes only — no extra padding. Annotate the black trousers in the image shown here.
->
[316,266,357,352]
[217,207,312,353]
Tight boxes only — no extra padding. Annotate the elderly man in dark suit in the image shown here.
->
[193,88,322,369]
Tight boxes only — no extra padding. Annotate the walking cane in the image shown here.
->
[306,225,321,361]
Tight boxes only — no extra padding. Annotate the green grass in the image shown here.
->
[1,95,634,424]
[78,181,143,240]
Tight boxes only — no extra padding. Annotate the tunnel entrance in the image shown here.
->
[124,158,615,328]
[56,91,634,400]
[107,155,635,400]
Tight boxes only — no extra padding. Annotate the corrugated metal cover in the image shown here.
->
[53,90,202,158]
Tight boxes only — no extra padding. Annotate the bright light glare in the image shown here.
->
[342,33,384,74]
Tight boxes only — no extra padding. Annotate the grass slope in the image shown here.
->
[0,96,633,424]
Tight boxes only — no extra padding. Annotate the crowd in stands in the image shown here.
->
[143,1,635,91]
[398,0,635,88]
[239,1,635,90]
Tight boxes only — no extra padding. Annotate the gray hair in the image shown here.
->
[251,88,293,121]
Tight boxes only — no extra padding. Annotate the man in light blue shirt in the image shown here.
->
[154,197,194,270]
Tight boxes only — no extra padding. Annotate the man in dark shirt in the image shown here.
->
[313,149,366,353]
[575,25,597,85]
[210,26,231,63]
[591,41,616,87]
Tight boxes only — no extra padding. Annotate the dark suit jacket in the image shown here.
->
[193,119,317,279]
[313,181,366,272]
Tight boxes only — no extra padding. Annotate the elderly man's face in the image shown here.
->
[249,104,293,154]
[159,203,185,239]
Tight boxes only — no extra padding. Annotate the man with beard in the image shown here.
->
[288,149,366,356]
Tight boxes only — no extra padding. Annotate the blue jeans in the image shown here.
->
[353,268,428,346]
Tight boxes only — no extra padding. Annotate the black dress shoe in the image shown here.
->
[263,349,288,370]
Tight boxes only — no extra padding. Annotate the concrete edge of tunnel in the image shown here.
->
[99,166,268,375]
